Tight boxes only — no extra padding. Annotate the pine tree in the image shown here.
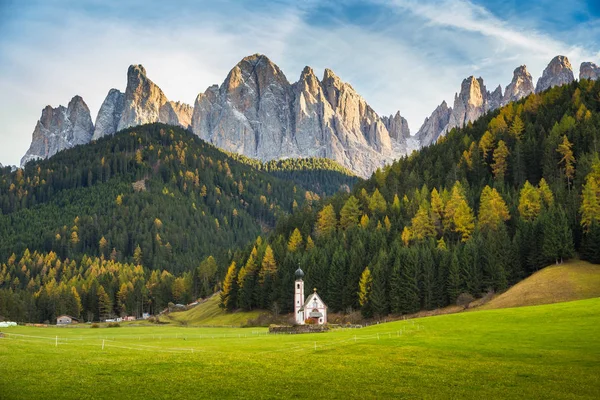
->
[97,285,112,321]
[370,256,389,317]
[453,200,475,242]
[518,181,542,221]
[339,196,362,229]
[327,248,347,312]
[287,228,303,252]
[258,246,278,308]
[541,206,574,264]
[411,202,436,240]
[368,189,387,214]
[479,131,494,160]
[447,249,461,303]
[538,178,554,209]
[509,115,524,140]
[360,214,370,229]
[478,186,510,231]
[395,247,420,314]
[237,248,259,310]
[580,159,600,232]
[401,226,412,246]
[430,188,445,235]
[557,135,576,189]
[133,245,143,265]
[582,222,600,263]
[357,266,372,317]
[419,245,436,309]
[315,204,337,238]
[492,140,510,181]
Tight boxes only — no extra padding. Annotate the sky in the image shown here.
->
[0,0,599,166]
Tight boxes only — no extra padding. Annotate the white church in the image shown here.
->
[294,267,328,325]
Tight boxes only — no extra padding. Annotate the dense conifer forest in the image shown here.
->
[0,124,356,322]
[2,79,600,323]
[221,79,600,317]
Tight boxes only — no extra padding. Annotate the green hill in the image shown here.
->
[0,123,356,273]
[160,294,266,327]
[480,260,600,310]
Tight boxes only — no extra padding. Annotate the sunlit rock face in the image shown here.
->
[21,95,94,166]
[503,65,534,105]
[535,55,574,93]
[580,62,600,81]
[191,54,409,177]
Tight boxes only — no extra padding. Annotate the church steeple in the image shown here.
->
[294,265,305,324]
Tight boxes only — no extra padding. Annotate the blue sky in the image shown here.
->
[1,0,599,166]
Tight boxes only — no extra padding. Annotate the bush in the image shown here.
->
[107,322,121,328]
[456,293,475,309]
[90,323,99,329]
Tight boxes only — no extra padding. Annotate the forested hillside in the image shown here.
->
[0,124,355,271]
[222,79,600,317]
[0,124,357,322]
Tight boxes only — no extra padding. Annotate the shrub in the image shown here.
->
[456,293,476,309]
[90,323,99,329]
[107,322,121,328]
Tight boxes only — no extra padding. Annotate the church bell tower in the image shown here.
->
[294,267,305,325]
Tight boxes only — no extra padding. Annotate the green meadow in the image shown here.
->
[1,298,599,399]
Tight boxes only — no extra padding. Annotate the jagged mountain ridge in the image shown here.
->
[191,55,408,177]
[416,55,592,147]
[21,55,409,177]
[21,54,600,173]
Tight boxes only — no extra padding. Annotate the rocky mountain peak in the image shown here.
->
[503,65,534,105]
[580,62,600,81]
[535,55,574,93]
[191,55,407,177]
[488,84,503,111]
[415,100,452,146]
[446,75,486,132]
[114,64,193,133]
[382,111,410,141]
[21,95,94,166]
[92,88,124,140]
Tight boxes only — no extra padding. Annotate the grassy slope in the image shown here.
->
[1,298,599,399]
[480,260,600,310]
[160,294,266,327]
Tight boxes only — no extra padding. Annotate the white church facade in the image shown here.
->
[294,267,328,325]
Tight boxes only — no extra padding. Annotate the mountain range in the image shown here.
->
[20,54,600,176]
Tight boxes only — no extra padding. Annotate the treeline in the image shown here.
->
[0,249,219,323]
[221,79,600,316]
[226,155,359,196]
[0,124,355,274]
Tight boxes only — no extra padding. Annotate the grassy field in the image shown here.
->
[160,294,266,327]
[1,298,599,399]
[480,260,600,310]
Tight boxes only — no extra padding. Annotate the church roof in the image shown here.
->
[303,290,328,310]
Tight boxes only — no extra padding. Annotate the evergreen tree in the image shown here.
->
[357,266,372,317]
[97,285,112,321]
[492,140,510,181]
[327,248,346,312]
[557,135,576,189]
[339,196,362,229]
[394,247,420,314]
[315,205,337,238]
[478,186,510,231]
[287,228,303,252]
[447,249,461,303]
